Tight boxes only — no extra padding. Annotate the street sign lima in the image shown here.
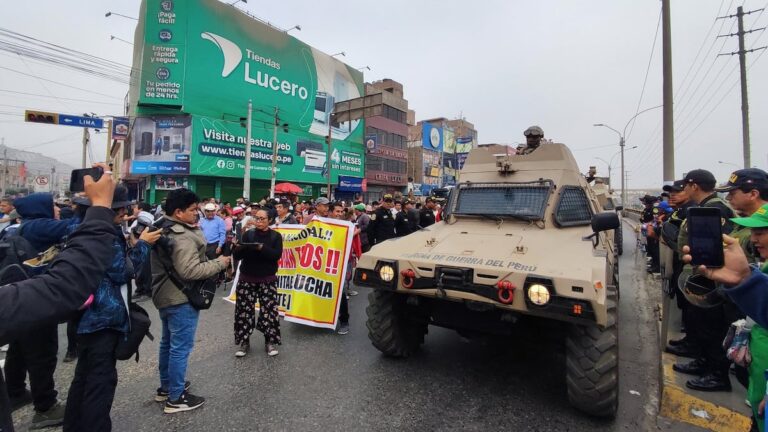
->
[25,110,104,129]
[34,175,49,186]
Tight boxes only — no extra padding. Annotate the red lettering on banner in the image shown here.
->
[325,249,341,275]
[278,249,296,269]
[312,245,324,270]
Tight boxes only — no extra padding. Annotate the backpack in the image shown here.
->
[115,294,154,362]
[0,226,43,285]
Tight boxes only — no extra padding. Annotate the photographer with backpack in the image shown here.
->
[1,164,120,432]
[62,185,161,432]
[150,188,230,413]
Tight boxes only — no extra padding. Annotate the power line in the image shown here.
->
[626,6,662,141]
[0,65,124,99]
[0,89,123,105]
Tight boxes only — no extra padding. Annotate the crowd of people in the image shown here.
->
[638,167,768,430]
[0,172,445,431]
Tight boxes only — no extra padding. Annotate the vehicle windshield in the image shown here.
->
[451,182,552,220]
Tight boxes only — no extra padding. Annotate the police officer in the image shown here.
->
[516,125,544,155]
[395,199,414,237]
[717,168,768,262]
[661,180,698,356]
[669,169,739,392]
[368,194,396,245]
[419,197,437,228]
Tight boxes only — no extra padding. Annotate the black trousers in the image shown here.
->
[63,330,119,432]
[66,319,78,353]
[339,292,349,324]
[688,300,744,374]
[0,368,13,432]
[3,323,58,412]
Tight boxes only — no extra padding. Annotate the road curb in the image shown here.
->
[658,352,752,431]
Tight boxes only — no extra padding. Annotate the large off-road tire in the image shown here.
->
[565,288,618,418]
[366,290,428,357]
[614,226,623,256]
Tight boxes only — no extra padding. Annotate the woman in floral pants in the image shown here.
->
[232,209,283,357]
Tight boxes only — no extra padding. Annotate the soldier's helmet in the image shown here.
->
[524,125,544,138]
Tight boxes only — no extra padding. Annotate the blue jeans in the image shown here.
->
[158,303,199,401]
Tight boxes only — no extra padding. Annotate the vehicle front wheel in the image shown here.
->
[366,290,428,357]
[565,287,619,418]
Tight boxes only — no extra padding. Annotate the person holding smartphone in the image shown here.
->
[683,206,768,430]
[231,209,283,357]
[672,169,739,392]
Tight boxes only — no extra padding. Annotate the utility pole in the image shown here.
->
[243,100,253,201]
[717,6,767,168]
[269,107,280,198]
[81,128,90,168]
[326,123,332,199]
[662,0,675,182]
[1,141,6,197]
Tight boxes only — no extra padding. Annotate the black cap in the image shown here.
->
[715,168,768,192]
[662,180,687,192]
[682,169,716,189]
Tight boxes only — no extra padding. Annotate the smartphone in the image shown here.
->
[69,167,104,192]
[687,207,725,268]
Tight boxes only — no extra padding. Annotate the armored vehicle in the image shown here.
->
[354,143,621,417]
[590,176,623,255]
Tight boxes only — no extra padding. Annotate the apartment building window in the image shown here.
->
[382,105,406,124]
[366,156,406,174]
[366,126,406,150]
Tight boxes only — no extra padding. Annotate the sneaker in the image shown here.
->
[10,389,32,412]
[266,344,279,357]
[30,401,65,429]
[63,349,77,363]
[348,290,359,296]
[164,391,205,414]
[235,341,250,358]
[338,322,350,335]
[155,381,192,402]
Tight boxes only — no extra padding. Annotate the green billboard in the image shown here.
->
[192,115,363,182]
[135,0,365,182]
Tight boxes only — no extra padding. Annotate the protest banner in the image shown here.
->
[226,216,354,329]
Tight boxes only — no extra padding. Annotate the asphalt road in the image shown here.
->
[8,223,692,431]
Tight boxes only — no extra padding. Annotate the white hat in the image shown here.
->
[203,203,217,211]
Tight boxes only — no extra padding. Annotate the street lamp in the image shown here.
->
[595,146,637,188]
[594,104,662,206]
[230,0,247,5]
[357,66,371,71]
[331,52,346,58]
[718,160,739,168]
[105,11,137,20]
[284,25,301,33]
[110,35,133,45]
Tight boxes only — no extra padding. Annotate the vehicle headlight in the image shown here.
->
[527,283,551,306]
[379,265,395,282]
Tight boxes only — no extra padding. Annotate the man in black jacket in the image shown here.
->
[1,165,118,432]
[419,198,437,228]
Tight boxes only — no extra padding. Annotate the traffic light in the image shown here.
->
[25,110,58,124]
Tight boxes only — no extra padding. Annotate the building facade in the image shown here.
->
[362,79,409,202]
[407,118,478,196]
[125,0,366,204]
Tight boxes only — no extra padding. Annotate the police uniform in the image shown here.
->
[369,206,396,244]
[419,206,436,228]
[394,210,412,237]
[670,169,741,392]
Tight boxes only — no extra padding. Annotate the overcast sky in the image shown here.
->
[1,0,766,188]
